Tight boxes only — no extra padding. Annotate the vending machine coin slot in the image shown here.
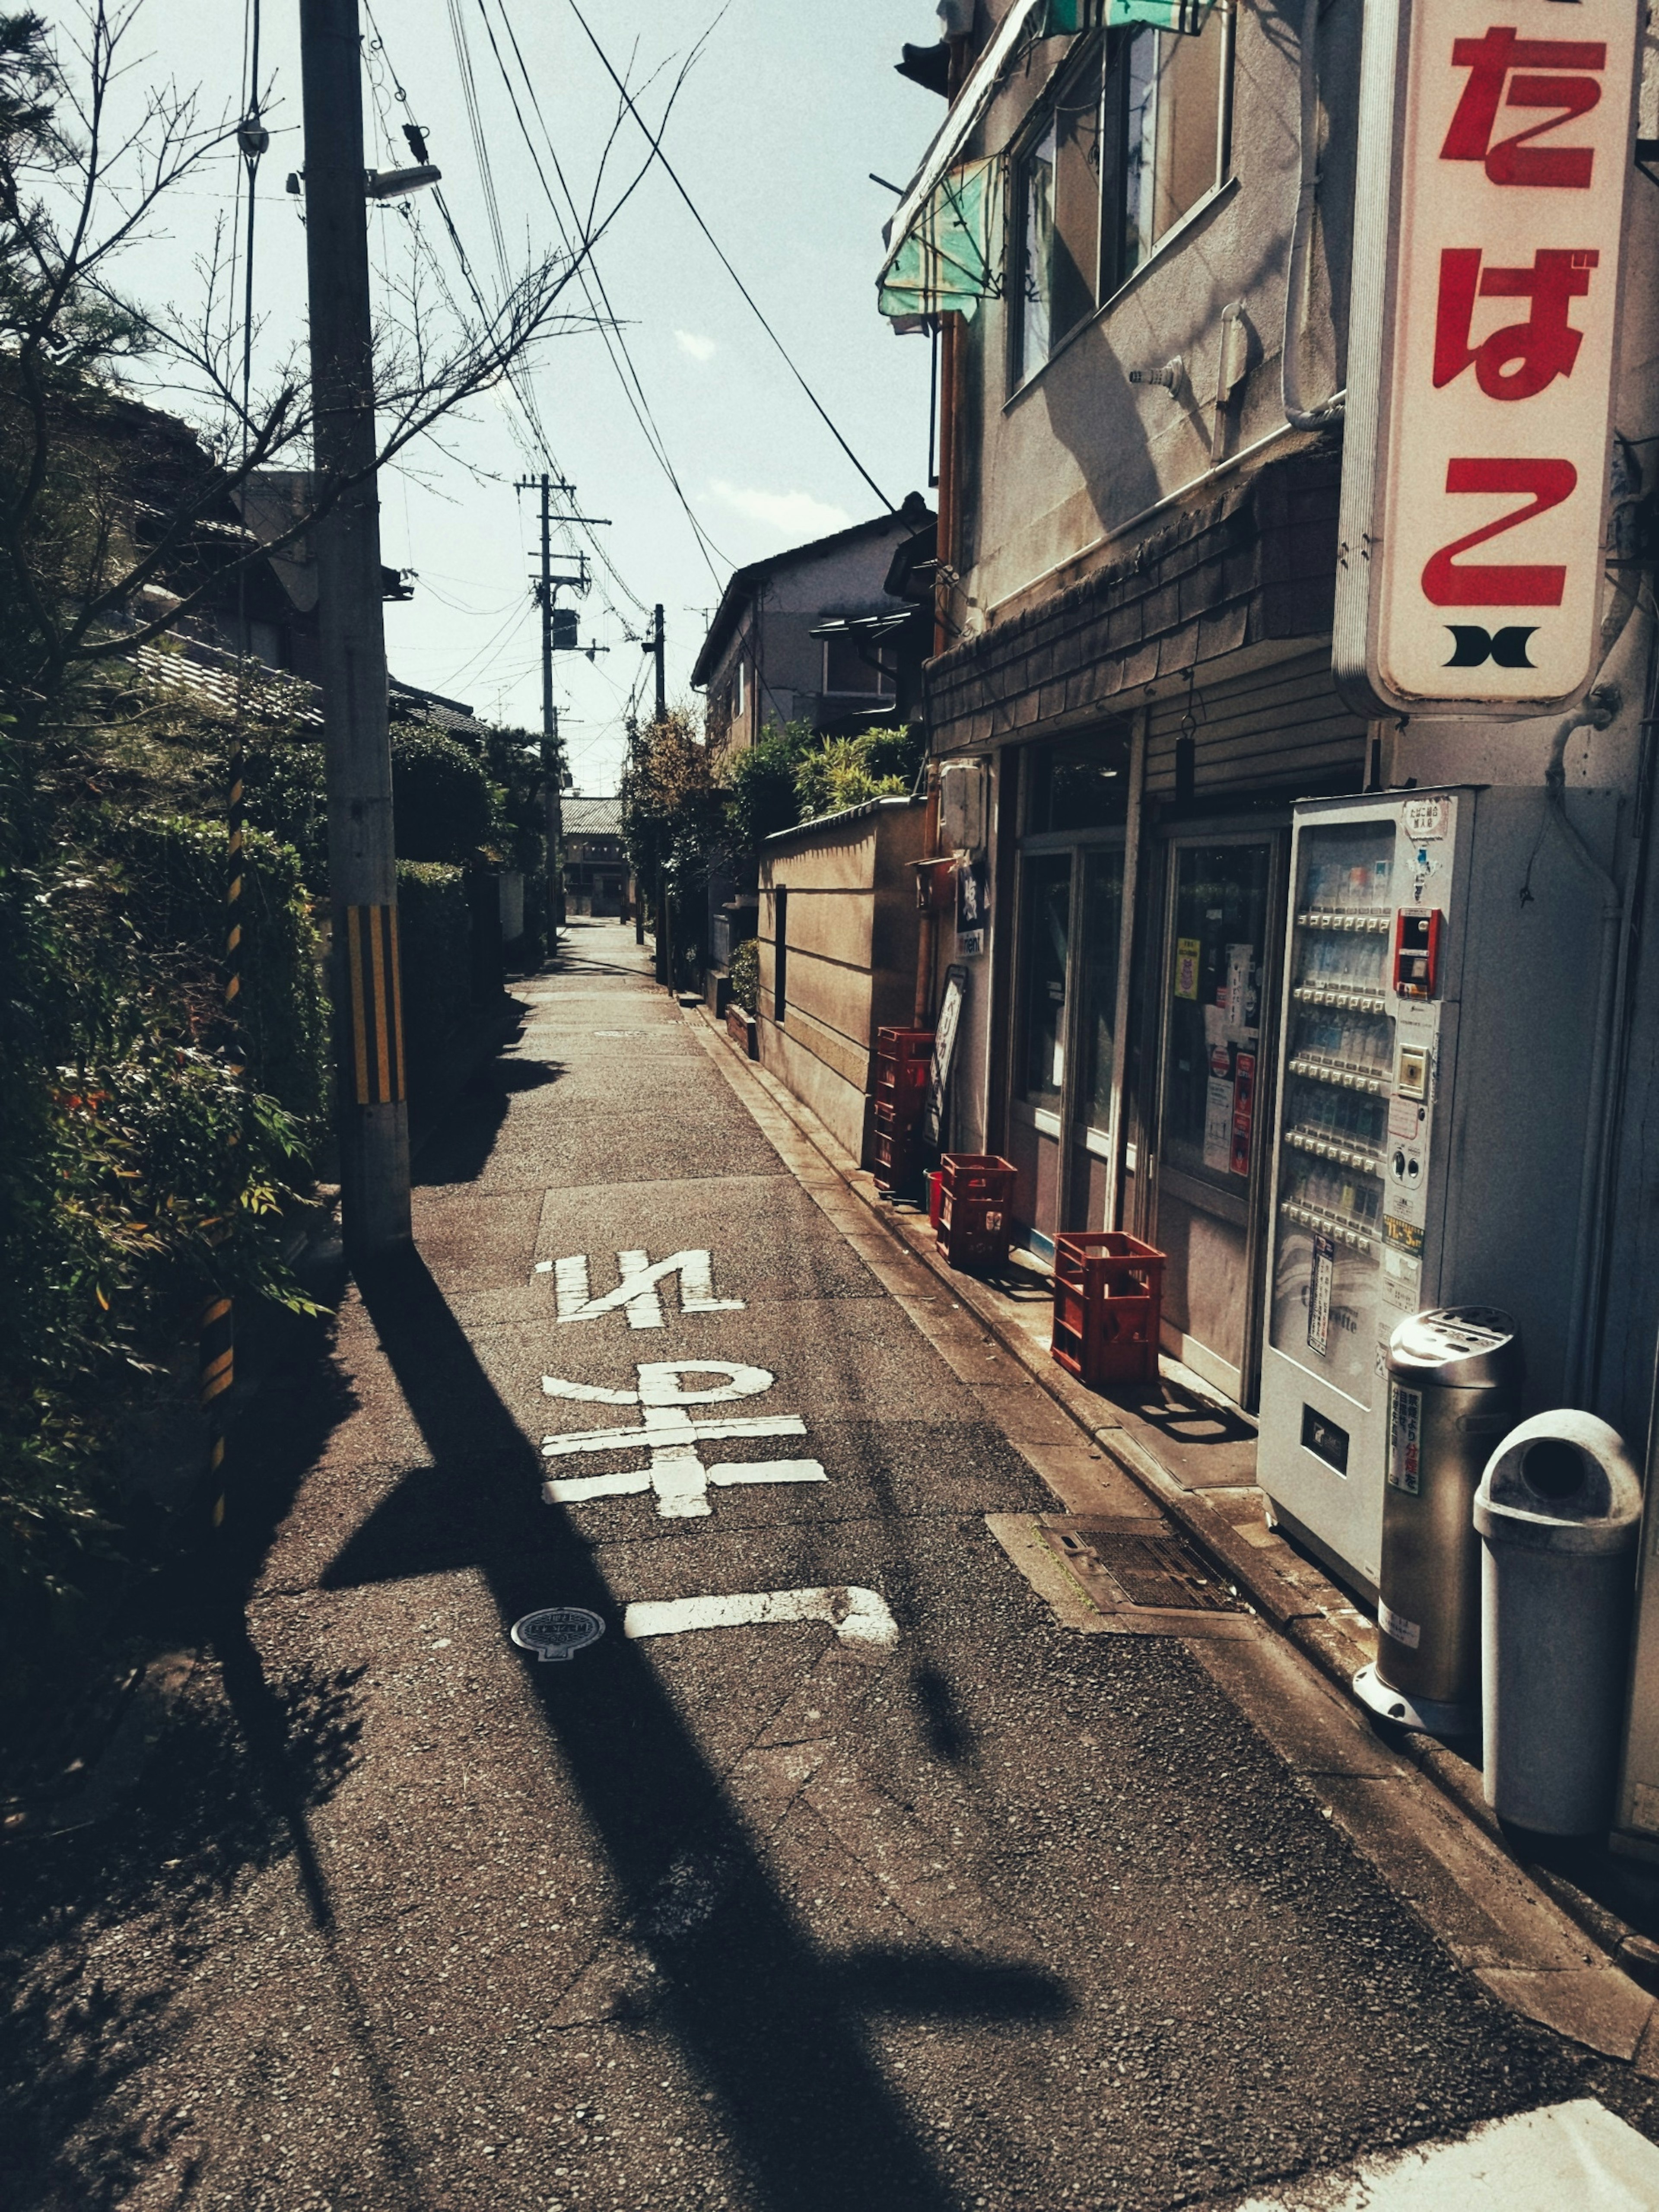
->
[1396,1043,1428,1101]
[1393,909,1443,1000]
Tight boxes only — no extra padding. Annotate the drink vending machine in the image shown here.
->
[1257,784,1618,1599]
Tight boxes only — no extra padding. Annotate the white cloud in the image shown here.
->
[674,329,717,362]
[709,481,852,541]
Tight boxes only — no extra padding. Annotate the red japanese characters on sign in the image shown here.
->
[1334,0,1640,718]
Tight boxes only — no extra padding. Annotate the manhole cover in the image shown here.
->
[1042,1523,1244,1614]
[511,1608,607,1662]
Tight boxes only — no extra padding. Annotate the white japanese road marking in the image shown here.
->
[540,1362,824,1520]
[622,1588,899,1650]
[531,1250,745,1329]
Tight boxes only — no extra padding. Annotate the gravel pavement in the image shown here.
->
[5,919,1658,2212]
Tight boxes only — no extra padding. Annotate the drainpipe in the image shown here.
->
[915,766,941,1027]
[1552,594,1650,1401]
[1282,0,1345,431]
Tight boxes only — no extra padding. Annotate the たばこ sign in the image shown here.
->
[1335,0,1640,718]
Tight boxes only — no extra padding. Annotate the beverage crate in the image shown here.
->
[1050,1231,1166,1389]
[874,1028,934,1121]
[872,1103,924,1196]
[937,1153,1017,1271]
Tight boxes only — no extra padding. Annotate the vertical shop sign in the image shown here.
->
[1334,0,1640,718]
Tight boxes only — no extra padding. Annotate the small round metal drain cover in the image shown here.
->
[511,1608,606,1662]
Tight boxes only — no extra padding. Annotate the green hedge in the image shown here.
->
[397,861,472,1101]
[102,813,328,1130]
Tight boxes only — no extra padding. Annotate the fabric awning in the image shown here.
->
[877,0,1219,322]
[877,157,1004,322]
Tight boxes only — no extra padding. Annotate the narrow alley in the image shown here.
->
[9,921,1659,2212]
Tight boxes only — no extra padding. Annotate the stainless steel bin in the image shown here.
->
[1353,1307,1522,1736]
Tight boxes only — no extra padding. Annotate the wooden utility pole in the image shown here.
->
[646,602,667,721]
[299,0,410,1259]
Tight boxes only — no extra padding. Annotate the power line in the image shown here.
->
[482,0,731,586]
[362,0,650,626]
[564,0,894,513]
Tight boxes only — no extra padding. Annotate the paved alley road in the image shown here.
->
[7,921,1659,2212]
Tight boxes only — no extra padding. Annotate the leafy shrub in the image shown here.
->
[729,937,760,1016]
[101,814,328,1129]
[391,727,493,863]
[794,736,908,823]
[396,861,472,1098]
[723,722,814,850]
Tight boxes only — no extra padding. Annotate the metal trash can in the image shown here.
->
[1475,1411,1643,1835]
[1353,1308,1522,1737]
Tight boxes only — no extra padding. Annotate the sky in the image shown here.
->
[76,0,950,792]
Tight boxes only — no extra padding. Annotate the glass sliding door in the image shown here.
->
[1150,834,1283,1405]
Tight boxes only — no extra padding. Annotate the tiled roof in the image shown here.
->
[563,795,623,836]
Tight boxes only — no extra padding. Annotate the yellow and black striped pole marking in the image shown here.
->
[199,1294,235,1528]
[344,903,407,1106]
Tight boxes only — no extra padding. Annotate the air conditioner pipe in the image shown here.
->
[1283,0,1345,431]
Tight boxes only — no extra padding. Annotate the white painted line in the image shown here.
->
[1230,2099,1659,2211]
[540,1414,807,1459]
[706,1459,828,1487]
[623,1588,900,1649]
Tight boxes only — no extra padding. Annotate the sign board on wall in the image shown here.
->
[1333,0,1641,720]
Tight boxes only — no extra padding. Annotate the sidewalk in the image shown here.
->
[6,918,1659,2212]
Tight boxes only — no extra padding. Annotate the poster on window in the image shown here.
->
[1334,0,1640,718]
[956,853,988,957]
[1203,1075,1233,1173]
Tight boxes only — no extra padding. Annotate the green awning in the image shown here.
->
[877,157,1004,323]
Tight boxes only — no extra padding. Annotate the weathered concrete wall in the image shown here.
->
[757,800,927,1159]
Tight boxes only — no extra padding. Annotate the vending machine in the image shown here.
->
[1257,784,1619,1599]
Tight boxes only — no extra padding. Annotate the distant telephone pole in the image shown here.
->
[517,474,610,944]
[299,0,410,1260]
[645,603,666,722]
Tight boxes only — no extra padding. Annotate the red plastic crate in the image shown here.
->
[872,1103,924,1195]
[874,1029,934,1122]
[1050,1231,1166,1388]
[936,1153,1017,1270]
[876,1027,936,1064]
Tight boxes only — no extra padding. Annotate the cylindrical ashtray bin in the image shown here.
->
[1476,1411,1643,1835]
[936,1154,1016,1271]
[1354,1307,1522,1738]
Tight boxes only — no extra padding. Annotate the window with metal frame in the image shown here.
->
[1011,12,1230,387]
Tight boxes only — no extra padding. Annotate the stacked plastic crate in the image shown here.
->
[871,1027,934,1196]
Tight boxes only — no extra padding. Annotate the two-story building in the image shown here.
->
[878,0,1659,1443]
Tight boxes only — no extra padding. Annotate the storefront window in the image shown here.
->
[1080,849,1124,1132]
[1025,731,1130,833]
[1019,854,1072,1106]
[1162,843,1271,1190]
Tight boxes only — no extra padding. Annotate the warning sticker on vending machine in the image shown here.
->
[1388,1381,1423,1496]
[1307,1233,1335,1359]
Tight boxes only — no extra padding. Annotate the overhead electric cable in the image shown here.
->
[481,0,730,585]
[563,0,894,512]
[486,1,731,572]
[362,1,651,623]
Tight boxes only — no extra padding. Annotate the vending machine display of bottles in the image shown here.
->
[1269,823,1397,1405]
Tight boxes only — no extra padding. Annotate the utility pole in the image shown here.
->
[645,602,667,722]
[516,475,610,947]
[299,0,410,1260]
